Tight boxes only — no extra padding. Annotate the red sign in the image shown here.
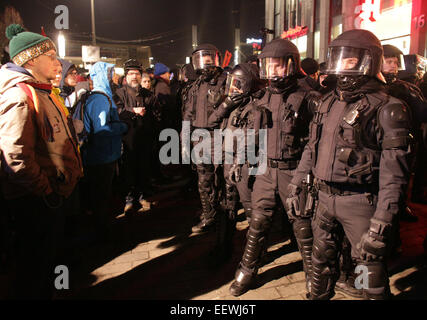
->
[222,50,232,68]
[281,26,308,40]
[354,0,381,28]
[252,43,261,50]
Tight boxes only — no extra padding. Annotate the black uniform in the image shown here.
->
[289,30,413,300]
[206,63,265,260]
[229,38,320,297]
[182,44,227,233]
[386,80,427,205]
[225,89,265,219]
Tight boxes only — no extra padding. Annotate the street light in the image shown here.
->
[91,0,96,45]
[58,32,66,58]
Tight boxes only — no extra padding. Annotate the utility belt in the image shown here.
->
[315,179,378,196]
[267,158,299,170]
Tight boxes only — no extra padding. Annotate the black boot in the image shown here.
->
[192,192,216,234]
[229,213,270,297]
[335,237,364,298]
[359,261,391,300]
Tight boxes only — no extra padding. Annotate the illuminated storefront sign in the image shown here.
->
[352,0,414,55]
[354,0,381,28]
[246,38,263,44]
[281,26,308,40]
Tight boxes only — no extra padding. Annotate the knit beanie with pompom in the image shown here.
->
[5,24,56,66]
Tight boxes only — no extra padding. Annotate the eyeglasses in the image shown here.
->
[42,52,58,61]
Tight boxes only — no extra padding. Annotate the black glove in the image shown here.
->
[285,183,301,218]
[43,192,63,209]
[223,95,244,109]
[357,218,391,261]
[207,89,225,107]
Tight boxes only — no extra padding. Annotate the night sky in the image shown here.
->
[5,0,265,67]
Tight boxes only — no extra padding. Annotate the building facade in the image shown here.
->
[266,0,427,62]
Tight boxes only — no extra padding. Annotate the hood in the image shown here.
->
[90,61,115,98]
[0,62,35,95]
[58,58,75,89]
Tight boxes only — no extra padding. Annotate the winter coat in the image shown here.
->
[114,84,156,151]
[58,58,77,109]
[0,63,83,199]
[81,62,128,166]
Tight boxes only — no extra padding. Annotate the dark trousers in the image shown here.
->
[222,163,240,213]
[84,161,116,232]
[311,190,389,299]
[121,146,150,199]
[235,164,253,213]
[6,194,68,299]
[251,167,294,218]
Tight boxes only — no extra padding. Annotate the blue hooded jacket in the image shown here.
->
[82,62,128,166]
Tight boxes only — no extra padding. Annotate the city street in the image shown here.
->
[55,167,427,300]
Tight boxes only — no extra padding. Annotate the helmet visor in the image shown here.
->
[325,47,372,76]
[192,50,220,71]
[225,73,246,97]
[259,57,296,80]
[383,55,406,74]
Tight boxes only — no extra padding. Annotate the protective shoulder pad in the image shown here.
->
[378,102,412,149]
[378,102,411,129]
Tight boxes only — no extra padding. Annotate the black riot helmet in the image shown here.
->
[258,38,302,81]
[123,59,142,75]
[225,63,261,98]
[192,44,221,73]
[325,29,386,91]
[178,63,197,84]
[383,45,405,65]
[382,45,406,84]
[399,54,427,84]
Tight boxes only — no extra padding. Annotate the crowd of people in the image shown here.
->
[0,23,426,300]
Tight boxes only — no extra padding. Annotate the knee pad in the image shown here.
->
[293,218,313,241]
[311,239,339,300]
[250,213,271,232]
[313,237,338,264]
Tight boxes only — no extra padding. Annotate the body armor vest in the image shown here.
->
[256,88,311,161]
[310,91,390,185]
[189,72,227,129]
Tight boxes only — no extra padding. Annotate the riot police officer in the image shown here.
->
[382,44,427,206]
[229,38,320,297]
[182,44,228,233]
[287,29,413,300]
[206,63,265,261]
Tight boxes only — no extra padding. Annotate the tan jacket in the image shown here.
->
[0,64,82,199]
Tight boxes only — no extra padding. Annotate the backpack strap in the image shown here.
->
[16,83,56,141]
[16,83,40,114]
